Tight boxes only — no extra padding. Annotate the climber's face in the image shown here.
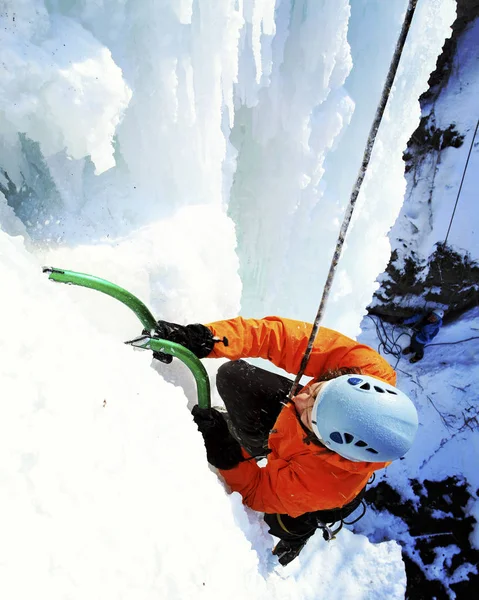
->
[293,382,327,432]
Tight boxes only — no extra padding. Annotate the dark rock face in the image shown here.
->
[371,243,479,322]
[370,2,479,322]
[422,0,479,103]
[455,0,479,32]
[404,121,464,168]
[365,477,479,599]
[365,4,479,598]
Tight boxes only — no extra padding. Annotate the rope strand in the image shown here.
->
[288,0,419,398]
[444,118,479,245]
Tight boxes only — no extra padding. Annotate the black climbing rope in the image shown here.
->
[444,117,479,245]
[372,312,479,369]
[367,315,410,369]
[426,336,479,348]
[288,0,419,398]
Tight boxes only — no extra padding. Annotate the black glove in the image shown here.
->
[151,320,228,364]
[192,406,243,470]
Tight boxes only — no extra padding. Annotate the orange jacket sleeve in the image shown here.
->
[206,316,396,384]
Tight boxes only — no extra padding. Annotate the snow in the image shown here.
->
[1,0,474,598]
[357,308,479,594]
[386,17,479,276]
[0,228,407,599]
[359,308,479,489]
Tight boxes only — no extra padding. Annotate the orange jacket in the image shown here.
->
[206,316,396,517]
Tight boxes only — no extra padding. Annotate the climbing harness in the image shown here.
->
[268,476,373,554]
[317,520,343,542]
[288,0,419,398]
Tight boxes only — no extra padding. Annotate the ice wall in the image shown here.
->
[1,0,252,323]
[1,1,455,335]
[0,2,456,595]
[231,0,456,336]
[0,0,277,244]
[0,4,130,176]
[229,0,354,319]
[389,17,479,265]
[0,3,409,589]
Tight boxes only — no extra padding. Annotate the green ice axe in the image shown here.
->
[42,267,211,409]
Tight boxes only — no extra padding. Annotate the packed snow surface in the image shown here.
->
[0,0,465,598]
[1,232,407,599]
[358,309,479,593]
[385,17,479,277]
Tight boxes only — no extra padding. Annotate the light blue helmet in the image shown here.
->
[310,374,418,463]
[431,308,444,319]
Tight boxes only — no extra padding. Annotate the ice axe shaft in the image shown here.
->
[43,267,211,408]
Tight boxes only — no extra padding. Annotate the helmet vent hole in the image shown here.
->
[374,386,385,393]
[355,440,367,448]
[360,382,371,390]
[344,433,354,444]
[367,448,379,455]
[330,431,343,444]
[386,389,398,395]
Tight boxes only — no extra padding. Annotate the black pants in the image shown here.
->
[216,359,294,456]
[411,335,425,359]
[216,360,364,544]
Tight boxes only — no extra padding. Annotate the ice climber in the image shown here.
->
[402,308,444,363]
[154,316,419,565]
